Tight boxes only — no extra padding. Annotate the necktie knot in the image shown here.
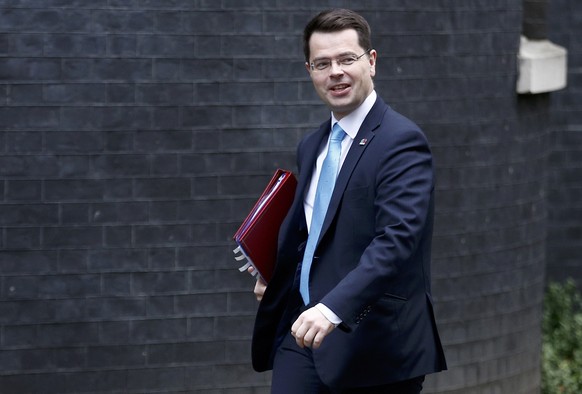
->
[330,123,345,142]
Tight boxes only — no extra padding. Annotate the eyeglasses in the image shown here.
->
[310,49,371,72]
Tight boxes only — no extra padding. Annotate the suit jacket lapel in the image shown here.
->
[318,97,388,243]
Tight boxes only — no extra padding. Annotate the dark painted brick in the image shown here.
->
[107,84,136,104]
[61,59,92,80]
[149,341,224,365]
[127,367,185,392]
[138,35,196,57]
[214,316,254,339]
[104,226,133,247]
[12,34,44,55]
[105,131,134,151]
[93,10,155,33]
[45,83,107,103]
[222,82,274,104]
[91,202,148,224]
[176,293,227,316]
[45,180,105,201]
[134,224,191,246]
[133,271,188,294]
[134,178,191,199]
[225,340,252,363]
[228,291,259,315]
[43,226,103,248]
[4,324,38,347]
[153,59,182,80]
[86,345,146,368]
[56,250,88,273]
[137,83,193,104]
[184,11,234,33]
[135,130,191,151]
[40,322,100,346]
[547,0,582,289]
[92,59,152,81]
[89,249,148,272]
[0,107,60,129]
[5,131,43,153]
[44,35,107,56]
[92,154,149,177]
[101,273,132,296]
[6,229,40,253]
[0,372,66,394]
[145,295,174,317]
[60,203,90,224]
[9,84,43,104]
[5,180,42,201]
[108,34,138,56]
[0,58,61,80]
[178,199,232,222]
[181,59,233,81]
[148,248,176,270]
[131,318,187,342]
[186,316,215,340]
[191,176,220,197]
[64,370,127,393]
[148,201,178,222]
[155,12,183,33]
[100,320,131,344]
[103,179,134,200]
[177,246,232,270]
[0,299,86,324]
[86,297,146,320]
[98,106,152,130]
[45,131,103,153]
[0,204,59,226]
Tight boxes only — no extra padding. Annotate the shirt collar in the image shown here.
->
[331,90,377,140]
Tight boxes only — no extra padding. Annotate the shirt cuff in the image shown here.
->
[314,303,342,326]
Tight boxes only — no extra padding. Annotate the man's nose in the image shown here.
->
[329,60,344,75]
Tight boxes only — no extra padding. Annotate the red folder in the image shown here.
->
[233,169,297,283]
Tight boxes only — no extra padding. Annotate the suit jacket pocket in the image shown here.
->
[372,293,407,332]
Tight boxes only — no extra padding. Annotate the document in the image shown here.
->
[233,169,297,283]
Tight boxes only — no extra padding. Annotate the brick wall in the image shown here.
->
[547,0,582,286]
[0,1,552,393]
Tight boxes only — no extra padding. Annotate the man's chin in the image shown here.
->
[329,103,357,119]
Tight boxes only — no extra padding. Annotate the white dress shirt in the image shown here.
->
[303,90,377,325]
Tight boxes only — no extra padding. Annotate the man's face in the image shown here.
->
[306,29,377,120]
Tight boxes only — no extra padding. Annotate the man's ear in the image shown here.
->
[305,62,311,73]
[368,49,377,77]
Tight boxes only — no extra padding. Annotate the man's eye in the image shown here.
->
[339,57,357,65]
[315,61,330,70]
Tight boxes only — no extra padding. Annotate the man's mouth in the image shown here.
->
[330,84,350,93]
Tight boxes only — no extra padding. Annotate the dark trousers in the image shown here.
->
[271,331,425,394]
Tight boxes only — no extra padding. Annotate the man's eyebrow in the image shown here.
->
[312,51,358,61]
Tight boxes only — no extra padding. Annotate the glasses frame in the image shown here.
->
[309,49,372,72]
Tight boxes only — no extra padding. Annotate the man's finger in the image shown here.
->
[312,330,327,349]
[293,326,306,348]
[302,327,317,348]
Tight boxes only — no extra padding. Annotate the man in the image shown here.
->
[250,8,447,393]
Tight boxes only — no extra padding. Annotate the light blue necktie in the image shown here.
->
[300,123,345,305]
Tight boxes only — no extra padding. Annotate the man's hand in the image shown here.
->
[291,307,335,349]
[248,267,267,301]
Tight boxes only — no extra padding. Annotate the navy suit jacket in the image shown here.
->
[252,96,447,388]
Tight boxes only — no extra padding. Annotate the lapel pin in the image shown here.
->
[359,138,368,146]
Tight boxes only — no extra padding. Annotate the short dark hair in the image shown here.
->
[303,9,372,62]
